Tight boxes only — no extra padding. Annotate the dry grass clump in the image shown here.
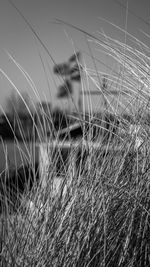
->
[1,8,150,266]
[1,134,150,266]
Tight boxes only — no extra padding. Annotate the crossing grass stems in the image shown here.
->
[1,11,150,267]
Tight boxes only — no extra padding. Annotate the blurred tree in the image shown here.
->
[53,51,82,111]
[57,79,73,98]
[5,91,34,141]
[6,91,33,118]
[35,101,53,140]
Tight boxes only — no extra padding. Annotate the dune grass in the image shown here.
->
[1,132,150,266]
[1,6,150,266]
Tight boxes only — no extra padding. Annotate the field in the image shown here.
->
[1,6,150,267]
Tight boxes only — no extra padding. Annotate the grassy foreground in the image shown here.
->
[0,126,150,267]
[1,11,150,267]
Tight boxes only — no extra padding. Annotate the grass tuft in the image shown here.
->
[1,8,150,267]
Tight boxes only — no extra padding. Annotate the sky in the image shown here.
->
[0,0,150,113]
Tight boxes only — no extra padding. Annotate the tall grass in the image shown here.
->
[1,8,150,266]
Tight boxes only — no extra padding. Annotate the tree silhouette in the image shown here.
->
[53,63,69,76]
[5,91,34,140]
[57,79,73,98]
[53,52,82,110]
[6,91,33,118]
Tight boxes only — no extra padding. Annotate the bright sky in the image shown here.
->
[0,0,150,113]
